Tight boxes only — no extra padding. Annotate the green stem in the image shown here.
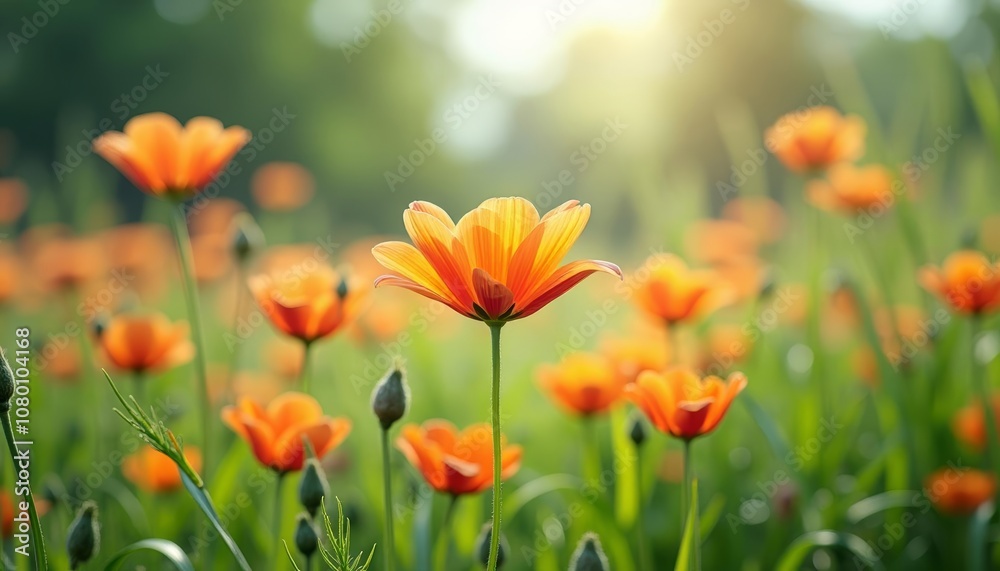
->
[272,474,286,571]
[169,204,212,478]
[971,316,1000,477]
[381,428,395,571]
[433,495,459,571]
[635,447,651,571]
[1,412,47,570]
[683,440,700,571]
[582,417,602,486]
[486,322,504,571]
[225,264,247,403]
[300,341,313,395]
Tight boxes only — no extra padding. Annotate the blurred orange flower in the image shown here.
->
[721,197,787,245]
[765,106,865,172]
[537,353,625,416]
[264,338,305,380]
[249,265,363,343]
[97,312,194,373]
[39,341,81,383]
[632,254,731,325]
[925,467,996,515]
[372,198,621,322]
[251,162,315,211]
[122,445,203,493]
[25,229,106,293]
[918,251,1000,315]
[953,395,1000,451]
[685,220,759,266]
[222,393,352,473]
[626,367,747,440]
[396,420,522,496]
[191,232,233,284]
[807,164,896,214]
[0,245,21,304]
[600,327,670,384]
[0,491,12,537]
[100,223,174,297]
[0,178,28,224]
[93,112,250,198]
[187,198,245,237]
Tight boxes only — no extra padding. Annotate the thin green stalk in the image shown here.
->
[225,264,248,402]
[635,448,651,571]
[381,428,395,571]
[582,417,602,486]
[169,204,212,477]
[433,495,459,570]
[486,322,504,571]
[971,316,1000,477]
[272,474,286,571]
[300,341,313,395]
[683,440,700,571]
[1,413,47,570]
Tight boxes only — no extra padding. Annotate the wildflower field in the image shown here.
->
[1,1,1000,570]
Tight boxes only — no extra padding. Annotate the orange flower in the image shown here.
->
[222,393,352,473]
[39,341,81,383]
[919,251,1000,315]
[100,223,174,298]
[0,178,28,224]
[721,197,786,245]
[632,255,731,325]
[264,338,305,380]
[537,353,625,416]
[97,312,195,373]
[685,220,759,266]
[122,445,203,493]
[925,467,996,515]
[626,367,747,440]
[0,245,21,304]
[25,229,106,293]
[372,198,621,322]
[249,265,363,343]
[953,395,1000,450]
[807,164,896,214]
[765,106,865,172]
[0,491,12,537]
[93,112,250,198]
[191,232,233,284]
[251,162,315,211]
[396,420,522,496]
[600,327,670,384]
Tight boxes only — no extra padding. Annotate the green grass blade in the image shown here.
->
[103,539,195,571]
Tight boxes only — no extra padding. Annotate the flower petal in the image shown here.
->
[516,259,622,318]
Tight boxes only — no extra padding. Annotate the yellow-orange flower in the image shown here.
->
[372,198,621,322]
[0,178,28,224]
[918,251,1000,315]
[222,393,352,473]
[93,112,250,198]
[721,197,787,245]
[632,255,731,325]
[537,353,625,416]
[122,445,203,493]
[250,265,363,343]
[97,312,195,373]
[396,420,522,496]
[807,164,896,214]
[953,395,1000,451]
[925,467,996,515]
[765,106,865,172]
[600,327,670,384]
[0,245,20,304]
[251,162,315,211]
[626,367,747,440]
[0,491,12,537]
[25,228,106,293]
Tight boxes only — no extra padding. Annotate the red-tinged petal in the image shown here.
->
[267,393,323,437]
[673,398,714,439]
[178,116,224,189]
[192,126,251,189]
[93,133,163,193]
[372,241,454,300]
[516,260,622,318]
[702,373,748,431]
[374,275,473,317]
[241,416,278,468]
[273,422,333,471]
[472,268,515,319]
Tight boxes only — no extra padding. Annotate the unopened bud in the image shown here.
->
[294,513,319,558]
[91,313,109,338]
[231,212,265,262]
[335,277,349,300]
[569,532,609,571]
[0,349,13,412]
[628,414,646,447]
[475,523,508,569]
[298,459,329,517]
[67,501,100,570]
[371,365,409,430]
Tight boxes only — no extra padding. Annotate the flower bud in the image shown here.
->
[371,365,409,430]
[230,212,265,263]
[294,513,319,558]
[628,414,646,447]
[91,313,109,338]
[298,458,329,517]
[475,523,508,569]
[0,349,14,413]
[335,276,349,300]
[569,532,609,571]
[67,501,100,570]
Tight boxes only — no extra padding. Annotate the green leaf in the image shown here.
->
[103,539,195,571]
[776,531,884,571]
[611,407,639,527]
[674,479,698,571]
[180,473,253,571]
[969,501,995,570]
[502,473,580,522]
[847,490,922,524]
